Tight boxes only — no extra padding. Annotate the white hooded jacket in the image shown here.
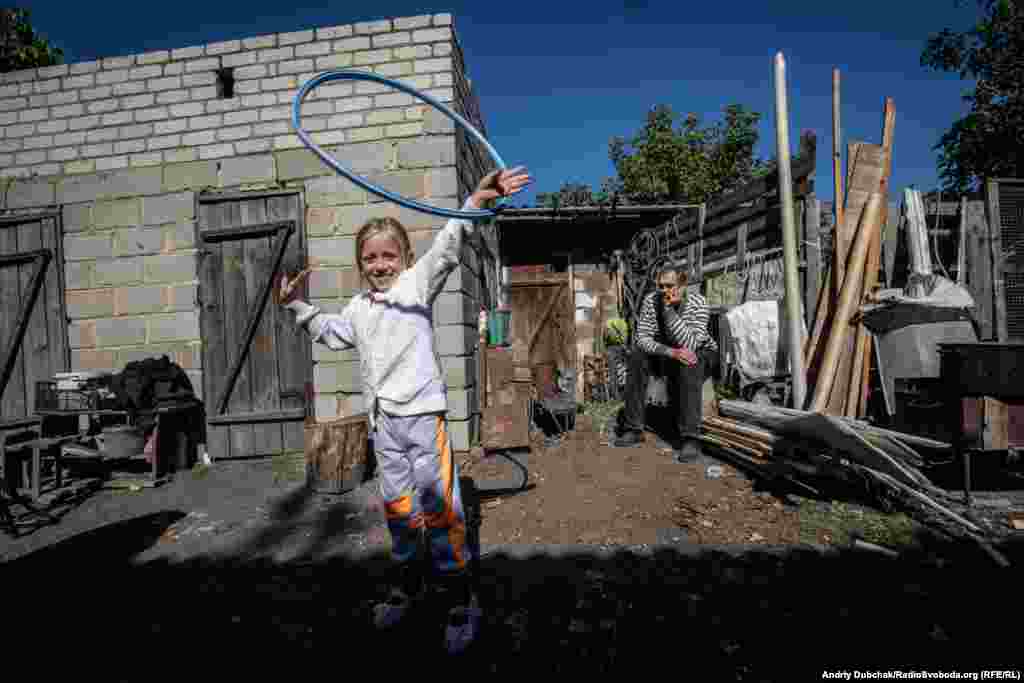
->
[285,199,478,430]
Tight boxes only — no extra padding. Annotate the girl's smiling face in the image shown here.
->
[361,233,406,292]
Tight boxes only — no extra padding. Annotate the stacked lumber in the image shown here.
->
[803,97,895,418]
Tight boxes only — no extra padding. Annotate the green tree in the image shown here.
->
[921,0,1024,192]
[608,104,773,205]
[0,8,63,73]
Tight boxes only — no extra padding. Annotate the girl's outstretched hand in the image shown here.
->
[471,166,532,207]
[275,267,312,306]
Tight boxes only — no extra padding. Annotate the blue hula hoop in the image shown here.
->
[292,70,507,220]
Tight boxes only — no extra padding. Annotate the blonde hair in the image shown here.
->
[354,217,414,284]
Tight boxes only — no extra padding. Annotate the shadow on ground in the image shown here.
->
[5,469,1021,679]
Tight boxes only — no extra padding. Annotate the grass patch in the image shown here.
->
[796,497,918,548]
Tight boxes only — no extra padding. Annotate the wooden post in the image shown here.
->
[957,196,968,286]
[736,222,749,304]
[803,197,822,338]
[775,52,806,411]
[985,179,1007,342]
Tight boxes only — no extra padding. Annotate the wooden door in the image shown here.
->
[0,214,69,429]
[197,193,311,460]
[507,276,575,384]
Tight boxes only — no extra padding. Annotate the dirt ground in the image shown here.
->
[461,407,803,549]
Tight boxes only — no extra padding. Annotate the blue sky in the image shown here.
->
[20,0,981,207]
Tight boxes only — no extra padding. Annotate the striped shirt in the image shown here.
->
[635,289,718,358]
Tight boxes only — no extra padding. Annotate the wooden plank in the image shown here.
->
[983,397,1009,450]
[240,197,282,456]
[41,217,69,378]
[220,200,255,458]
[964,200,993,339]
[986,179,1007,342]
[882,207,900,288]
[18,221,47,417]
[198,202,230,461]
[269,193,308,451]
[206,408,306,425]
[0,223,27,420]
[803,198,822,333]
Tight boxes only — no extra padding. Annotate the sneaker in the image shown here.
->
[373,587,413,629]
[444,592,482,655]
[612,430,645,448]
[674,439,702,464]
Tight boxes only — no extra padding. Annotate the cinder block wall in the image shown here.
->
[0,12,493,454]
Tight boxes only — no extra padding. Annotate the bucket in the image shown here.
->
[488,309,510,346]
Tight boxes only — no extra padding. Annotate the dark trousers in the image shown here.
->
[622,346,707,442]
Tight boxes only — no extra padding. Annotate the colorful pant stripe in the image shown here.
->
[374,411,475,575]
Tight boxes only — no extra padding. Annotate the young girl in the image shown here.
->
[276,167,532,654]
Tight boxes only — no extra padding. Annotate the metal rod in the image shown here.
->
[775,52,807,411]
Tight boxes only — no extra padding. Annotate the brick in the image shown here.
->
[38,64,69,79]
[333,36,370,52]
[308,236,355,267]
[278,29,314,45]
[94,317,147,346]
[222,109,258,126]
[172,45,204,60]
[18,107,47,122]
[273,134,303,150]
[217,124,251,142]
[4,122,34,137]
[142,191,194,226]
[253,121,289,137]
[97,111,131,127]
[130,152,163,167]
[188,114,222,130]
[65,234,114,261]
[241,93,277,108]
[315,53,354,70]
[206,40,241,55]
[355,19,391,34]
[120,123,153,139]
[414,57,451,73]
[130,65,163,80]
[185,57,220,73]
[112,81,145,97]
[6,177,55,209]
[66,290,116,319]
[234,64,268,80]
[311,130,346,146]
[96,69,130,86]
[145,253,196,283]
[138,50,170,65]
[259,47,294,63]
[96,156,129,171]
[63,160,96,175]
[94,257,144,286]
[94,198,140,228]
[169,102,204,118]
[440,355,474,388]
[393,14,431,30]
[111,140,144,155]
[192,86,219,100]
[85,127,119,143]
[433,13,453,26]
[375,61,413,78]
[163,160,218,191]
[354,49,392,66]
[372,32,411,48]
[198,143,234,159]
[147,134,181,151]
[156,89,190,105]
[397,137,454,169]
[122,93,155,109]
[365,170,425,198]
[182,130,216,147]
[62,202,93,233]
[87,99,119,114]
[435,323,476,356]
[167,284,198,312]
[15,150,46,165]
[205,98,242,114]
[153,119,188,136]
[278,58,313,75]
[47,147,76,162]
[219,154,275,186]
[65,262,93,290]
[222,52,257,68]
[260,105,291,121]
[57,166,163,203]
[374,92,414,108]
[136,107,169,123]
[295,41,331,58]
[166,222,196,250]
[413,27,453,44]
[69,60,101,75]
[233,139,275,158]
[182,71,217,87]
[160,149,195,164]
[22,134,53,149]
[103,55,135,69]
[275,147,336,181]
[63,74,95,89]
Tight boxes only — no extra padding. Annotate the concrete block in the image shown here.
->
[62,203,93,234]
[120,123,153,139]
[182,74,217,89]
[171,46,204,60]
[314,393,339,420]
[101,111,133,127]
[386,122,422,138]
[168,284,198,311]
[115,140,146,155]
[94,317,147,346]
[144,253,197,283]
[333,36,371,52]
[64,161,96,175]
[434,290,476,326]
[153,120,188,136]
[16,150,47,165]
[63,74,95,89]
[305,174,367,208]
[434,323,477,356]
[355,19,391,34]
[365,170,425,199]
[19,107,48,123]
[235,139,272,155]
[354,49,393,66]
[57,166,163,204]
[115,285,164,315]
[94,257,144,286]
[372,32,411,48]
[308,237,355,267]
[440,355,475,388]
[71,350,118,372]
[413,28,453,43]
[397,137,454,169]
[222,53,257,69]
[206,39,241,55]
[149,311,200,342]
[316,24,353,40]
[306,207,338,237]
[447,387,476,421]
[185,58,220,74]
[114,227,163,256]
[66,290,115,318]
[135,107,169,123]
[149,76,182,92]
[52,103,84,119]
[219,154,276,187]
[48,147,79,162]
[278,29,314,45]
[278,58,314,75]
[258,47,294,63]
[275,147,336,181]
[6,178,55,209]
[130,65,163,81]
[163,160,218,191]
[182,130,215,147]
[65,261,93,290]
[156,90,191,105]
[169,102,204,118]
[141,193,194,228]
[131,152,164,167]
[206,99,242,114]
[446,417,473,452]
[315,54,354,70]
[395,45,432,61]
[166,223,196,251]
[199,143,235,159]
[295,41,330,58]
[394,15,431,30]
[433,44,453,58]
[68,320,96,348]
[94,198,141,228]
[38,64,69,78]
[307,268,340,298]
[273,135,303,150]
[65,234,113,261]
[96,156,129,171]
